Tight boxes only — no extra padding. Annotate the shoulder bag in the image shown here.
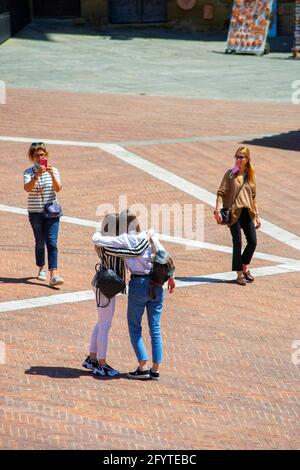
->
[36,174,63,218]
[218,175,246,225]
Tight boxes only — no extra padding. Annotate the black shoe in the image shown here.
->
[102,363,120,377]
[150,369,160,381]
[93,363,120,377]
[127,368,150,380]
[82,356,97,371]
[93,363,106,376]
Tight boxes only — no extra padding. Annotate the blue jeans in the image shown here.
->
[127,276,165,364]
[28,213,60,270]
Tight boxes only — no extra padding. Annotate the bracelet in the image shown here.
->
[33,175,38,181]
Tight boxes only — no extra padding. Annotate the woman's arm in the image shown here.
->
[92,231,150,258]
[23,166,46,192]
[216,171,229,205]
[251,183,259,215]
[214,171,229,222]
[24,175,38,193]
[252,185,261,229]
[47,165,62,192]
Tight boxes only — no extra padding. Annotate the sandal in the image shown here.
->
[237,274,247,286]
[243,270,254,282]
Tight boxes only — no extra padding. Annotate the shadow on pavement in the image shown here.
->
[0,276,60,289]
[25,366,131,380]
[243,130,300,152]
[12,19,293,53]
[14,18,228,43]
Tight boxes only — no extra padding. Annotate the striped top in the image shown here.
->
[23,165,61,213]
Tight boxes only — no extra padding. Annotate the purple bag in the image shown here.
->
[44,201,63,218]
[37,176,63,218]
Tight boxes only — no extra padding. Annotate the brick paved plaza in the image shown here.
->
[0,20,300,450]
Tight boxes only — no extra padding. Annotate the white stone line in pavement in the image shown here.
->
[0,136,99,148]
[1,134,300,250]
[0,204,28,216]
[0,204,100,228]
[0,290,94,313]
[176,263,300,285]
[156,233,300,266]
[1,203,299,266]
[99,144,300,252]
[0,132,276,148]
[1,264,300,313]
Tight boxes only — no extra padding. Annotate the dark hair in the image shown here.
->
[28,142,48,161]
[119,209,141,234]
[101,213,120,236]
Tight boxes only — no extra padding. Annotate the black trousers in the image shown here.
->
[229,208,257,272]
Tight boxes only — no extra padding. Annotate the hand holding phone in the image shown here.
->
[39,157,48,169]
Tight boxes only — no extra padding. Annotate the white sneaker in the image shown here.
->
[49,274,64,287]
[37,270,47,281]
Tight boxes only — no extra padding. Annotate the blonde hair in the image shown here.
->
[28,142,48,161]
[235,146,256,186]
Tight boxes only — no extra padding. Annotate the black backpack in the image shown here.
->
[149,248,175,299]
[92,263,125,308]
[151,258,174,286]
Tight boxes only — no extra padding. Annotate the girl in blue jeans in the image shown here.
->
[92,210,175,380]
[127,274,165,380]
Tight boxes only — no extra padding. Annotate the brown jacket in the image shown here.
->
[216,169,258,226]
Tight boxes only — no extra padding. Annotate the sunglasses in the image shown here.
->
[235,155,247,160]
[31,142,46,148]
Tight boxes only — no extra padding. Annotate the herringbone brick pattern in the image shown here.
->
[0,89,300,449]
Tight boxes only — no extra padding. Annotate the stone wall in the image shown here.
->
[81,0,108,25]
[167,0,232,31]
[79,0,294,35]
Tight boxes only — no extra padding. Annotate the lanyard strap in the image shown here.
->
[35,175,45,204]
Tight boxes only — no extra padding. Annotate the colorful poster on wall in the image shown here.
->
[226,0,274,55]
[295,0,300,51]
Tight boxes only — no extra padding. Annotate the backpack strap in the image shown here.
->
[94,263,111,308]
[36,176,45,205]
[95,287,110,308]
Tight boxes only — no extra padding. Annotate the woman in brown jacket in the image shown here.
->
[214,147,261,286]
